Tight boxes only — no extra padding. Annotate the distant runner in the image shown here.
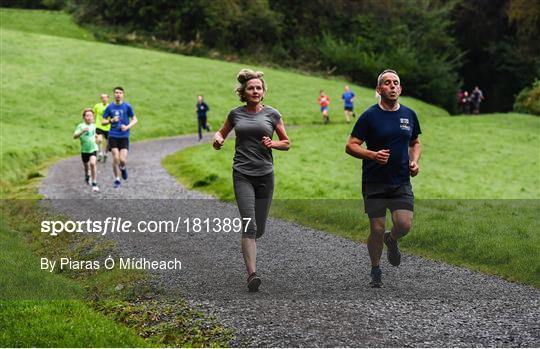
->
[195,95,211,141]
[93,93,110,162]
[73,108,99,192]
[346,69,422,288]
[101,86,138,189]
[318,90,330,124]
[342,85,356,123]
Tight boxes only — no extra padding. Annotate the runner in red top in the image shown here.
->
[318,90,330,124]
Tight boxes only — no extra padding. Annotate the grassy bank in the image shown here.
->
[1,10,447,183]
[163,115,540,287]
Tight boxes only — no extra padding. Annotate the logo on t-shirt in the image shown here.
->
[400,118,411,131]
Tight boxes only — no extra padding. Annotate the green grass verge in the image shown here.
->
[163,115,540,287]
[0,301,150,347]
[0,203,150,347]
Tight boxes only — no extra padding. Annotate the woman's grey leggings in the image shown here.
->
[233,170,274,239]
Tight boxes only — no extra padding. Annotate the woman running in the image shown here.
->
[213,68,290,292]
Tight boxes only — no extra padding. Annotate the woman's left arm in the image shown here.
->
[262,118,290,151]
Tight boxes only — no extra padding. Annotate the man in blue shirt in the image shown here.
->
[342,85,356,123]
[102,86,138,188]
[345,69,422,288]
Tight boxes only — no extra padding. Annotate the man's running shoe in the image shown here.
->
[85,175,90,185]
[114,179,121,188]
[120,166,128,180]
[247,272,261,292]
[92,185,100,192]
[103,154,108,163]
[384,232,401,266]
[97,154,103,162]
[369,267,382,288]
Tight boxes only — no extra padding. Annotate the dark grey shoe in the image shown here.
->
[384,232,401,266]
[247,272,261,292]
[370,267,382,288]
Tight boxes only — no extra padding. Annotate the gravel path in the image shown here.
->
[40,135,539,347]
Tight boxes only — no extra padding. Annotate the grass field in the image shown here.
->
[0,10,447,183]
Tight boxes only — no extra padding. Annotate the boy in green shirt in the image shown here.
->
[73,108,99,192]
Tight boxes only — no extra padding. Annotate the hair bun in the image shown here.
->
[237,68,264,84]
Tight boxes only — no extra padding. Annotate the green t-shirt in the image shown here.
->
[74,122,98,153]
[93,102,110,131]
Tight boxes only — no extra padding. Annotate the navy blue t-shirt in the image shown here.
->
[196,102,209,118]
[351,104,421,185]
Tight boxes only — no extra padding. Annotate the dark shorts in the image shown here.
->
[320,106,329,113]
[108,137,129,151]
[81,151,97,163]
[362,182,414,218]
[344,106,354,111]
[96,128,109,139]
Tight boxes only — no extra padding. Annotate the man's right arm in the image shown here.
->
[346,136,390,164]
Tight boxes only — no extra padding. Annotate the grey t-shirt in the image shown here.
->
[227,105,281,176]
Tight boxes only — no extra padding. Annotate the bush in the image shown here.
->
[514,80,540,115]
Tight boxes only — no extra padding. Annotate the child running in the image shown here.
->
[73,108,99,192]
[318,90,330,124]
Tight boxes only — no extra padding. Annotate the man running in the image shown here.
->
[93,93,110,162]
[345,69,422,288]
[342,85,356,123]
[101,86,138,189]
[470,86,484,115]
[195,95,211,141]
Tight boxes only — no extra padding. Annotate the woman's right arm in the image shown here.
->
[213,119,233,150]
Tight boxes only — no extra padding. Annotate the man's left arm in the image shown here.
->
[409,137,421,177]
[124,115,137,130]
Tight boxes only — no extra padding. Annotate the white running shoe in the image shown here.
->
[92,185,100,192]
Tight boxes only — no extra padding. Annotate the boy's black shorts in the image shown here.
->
[81,151,97,163]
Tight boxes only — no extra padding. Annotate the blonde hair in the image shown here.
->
[82,108,94,118]
[235,68,266,102]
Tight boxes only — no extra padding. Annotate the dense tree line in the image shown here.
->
[4,0,539,113]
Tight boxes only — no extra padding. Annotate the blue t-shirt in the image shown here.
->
[351,104,421,185]
[102,102,135,138]
[196,102,209,118]
[342,91,355,108]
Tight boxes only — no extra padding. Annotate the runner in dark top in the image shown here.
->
[213,69,290,292]
[195,95,211,141]
[346,69,422,288]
